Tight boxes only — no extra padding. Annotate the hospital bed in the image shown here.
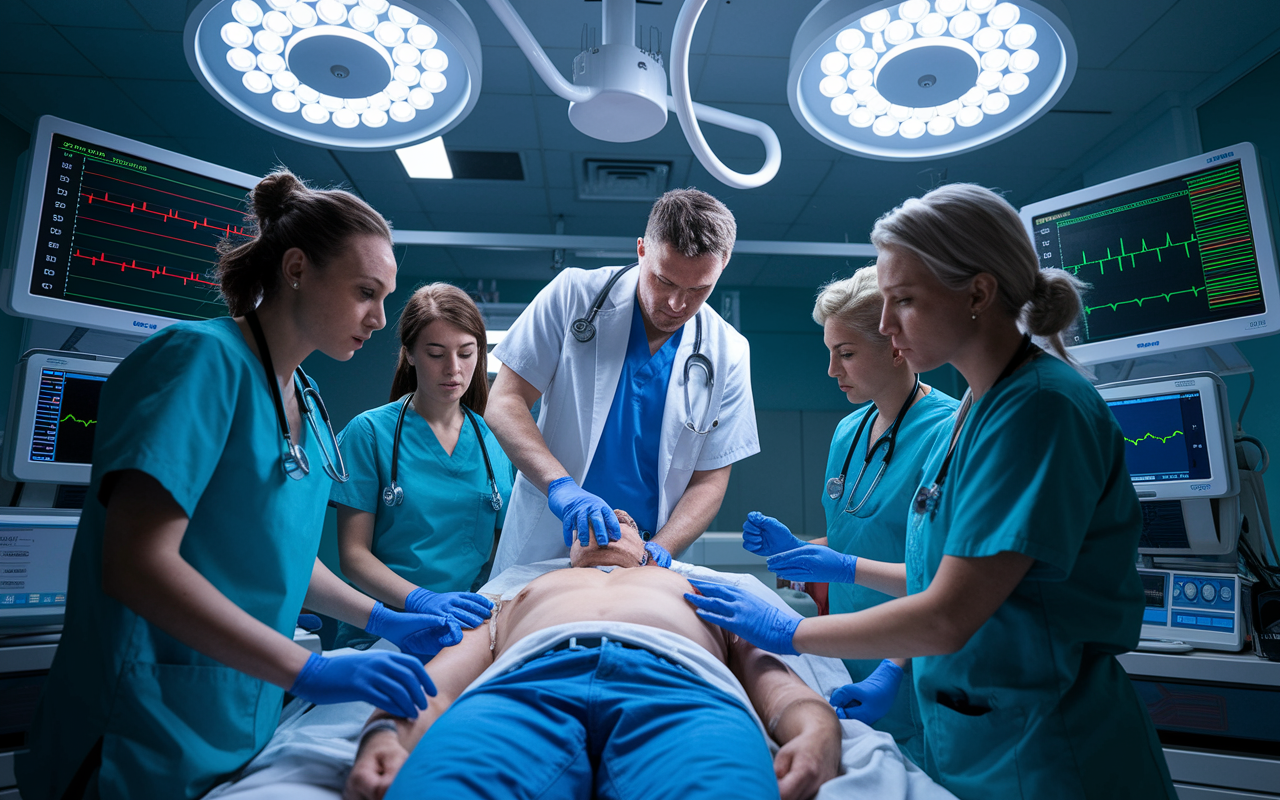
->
[206,562,956,800]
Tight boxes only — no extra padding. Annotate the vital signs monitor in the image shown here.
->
[1020,142,1280,365]
[2,115,259,336]
[3,350,120,485]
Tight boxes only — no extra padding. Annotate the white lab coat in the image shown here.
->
[491,264,759,573]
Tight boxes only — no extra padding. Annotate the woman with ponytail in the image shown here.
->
[329,284,513,647]
[685,183,1176,799]
[19,171,472,800]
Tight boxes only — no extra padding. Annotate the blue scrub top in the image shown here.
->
[329,399,514,594]
[823,387,956,765]
[18,318,333,800]
[582,301,683,539]
[904,355,1175,800]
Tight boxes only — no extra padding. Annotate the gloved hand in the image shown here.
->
[742,511,805,557]
[405,588,494,629]
[684,579,801,655]
[289,651,436,719]
[644,541,673,568]
[767,545,858,585]
[365,602,463,660]
[547,477,621,547]
[829,659,904,724]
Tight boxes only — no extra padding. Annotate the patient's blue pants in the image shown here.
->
[386,640,779,800]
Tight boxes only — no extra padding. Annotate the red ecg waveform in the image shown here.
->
[80,189,250,239]
[73,249,220,288]
[85,169,247,216]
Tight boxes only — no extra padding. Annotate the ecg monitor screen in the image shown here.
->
[1107,391,1211,483]
[29,133,248,322]
[1034,161,1265,347]
[30,368,105,465]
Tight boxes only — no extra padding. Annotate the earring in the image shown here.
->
[292,282,299,289]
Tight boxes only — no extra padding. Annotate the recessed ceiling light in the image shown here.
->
[396,136,452,179]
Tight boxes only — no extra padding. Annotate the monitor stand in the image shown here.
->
[1086,343,1252,384]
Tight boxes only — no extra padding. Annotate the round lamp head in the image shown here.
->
[789,0,1076,160]
[185,0,482,150]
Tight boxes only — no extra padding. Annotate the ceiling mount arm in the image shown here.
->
[483,0,595,103]
[669,0,781,189]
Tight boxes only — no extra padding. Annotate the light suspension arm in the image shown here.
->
[670,0,781,189]
[482,0,594,103]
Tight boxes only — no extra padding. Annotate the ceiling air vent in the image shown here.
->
[578,159,671,201]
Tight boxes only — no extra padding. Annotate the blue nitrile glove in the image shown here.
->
[365,602,463,660]
[683,579,801,656]
[644,541,672,568]
[547,476,621,547]
[289,651,436,719]
[829,659,904,724]
[742,511,806,557]
[767,545,858,585]
[405,588,494,629]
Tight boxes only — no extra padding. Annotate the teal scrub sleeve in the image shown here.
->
[92,328,239,517]
[330,415,380,513]
[944,386,1106,580]
[490,267,577,393]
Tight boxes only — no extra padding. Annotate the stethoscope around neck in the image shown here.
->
[826,373,922,515]
[570,262,718,435]
[382,392,504,512]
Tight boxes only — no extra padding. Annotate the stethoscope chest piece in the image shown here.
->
[570,319,595,343]
[283,442,309,481]
[825,475,845,500]
[382,481,404,507]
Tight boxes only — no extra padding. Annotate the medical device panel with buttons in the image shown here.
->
[1019,142,1280,366]
[1138,568,1244,652]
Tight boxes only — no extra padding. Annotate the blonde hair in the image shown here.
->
[870,183,1085,361]
[813,265,888,344]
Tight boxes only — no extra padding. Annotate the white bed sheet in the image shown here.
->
[207,562,956,800]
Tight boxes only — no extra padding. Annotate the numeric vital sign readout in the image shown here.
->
[1034,161,1266,346]
[30,135,251,321]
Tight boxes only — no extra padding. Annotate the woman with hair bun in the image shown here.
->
[19,171,469,800]
[329,283,513,647]
[686,183,1176,799]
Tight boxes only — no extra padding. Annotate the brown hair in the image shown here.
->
[390,283,490,414]
[643,188,737,261]
[215,169,392,315]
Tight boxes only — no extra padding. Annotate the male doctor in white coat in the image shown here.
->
[486,189,758,573]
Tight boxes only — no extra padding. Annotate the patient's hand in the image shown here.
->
[774,722,841,800]
[345,730,409,800]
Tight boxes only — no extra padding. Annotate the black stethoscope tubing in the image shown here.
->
[827,373,922,514]
[571,262,718,433]
[382,392,503,512]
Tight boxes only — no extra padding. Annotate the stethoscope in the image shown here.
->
[826,373,922,515]
[571,262,718,435]
[245,309,348,482]
[382,392,504,512]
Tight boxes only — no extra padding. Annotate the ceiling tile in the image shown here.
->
[476,45,535,95]
[0,25,100,75]
[694,55,789,105]
[1109,0,1280,73]
[1063,0,1180,69]
[429,212,550,234]
[114,78,239,139]
[443,93,541,149]
[410,182,550,216]
[7,1,46,23]
[31,0,148,28]
[705,0,812,59]
[58,27,187,79]
[0,75,163,137]
[126,0,190,31]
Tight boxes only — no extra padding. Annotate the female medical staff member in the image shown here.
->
[741,266,958,765]
[19,172,464,800]
[688,183,1176,799]
[331,283,512,639]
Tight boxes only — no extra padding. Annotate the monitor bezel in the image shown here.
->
[1095,372,1238,500]
[3,349,121,485]
[0,510,81,632]
[2,115,259,335]
[1020,142,1280,366]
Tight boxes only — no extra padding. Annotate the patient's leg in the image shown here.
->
[591,645,779,800]
[383,649,598,800]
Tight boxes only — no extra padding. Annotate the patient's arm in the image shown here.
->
[345,619,497,800]
[728,634,842,800]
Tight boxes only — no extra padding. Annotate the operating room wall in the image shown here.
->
[1197,48,1280,517]
[0,114,36,430]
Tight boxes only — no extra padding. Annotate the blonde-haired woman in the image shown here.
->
[739,265,957,765]
[688,183,1175,799]
[331,283,514,646]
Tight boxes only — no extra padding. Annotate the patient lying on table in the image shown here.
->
[347,510,842,800]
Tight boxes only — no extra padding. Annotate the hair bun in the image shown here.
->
[252,170,304,224]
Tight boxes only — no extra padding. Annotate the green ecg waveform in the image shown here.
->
[60,414,97,428]
[1124,430,1183,446]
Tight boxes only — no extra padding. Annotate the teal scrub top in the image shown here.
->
[582,301,683,539]
[329,399,514,594]
[17,318,332,800]
[823,387,957,766]
[904,355,1175,800]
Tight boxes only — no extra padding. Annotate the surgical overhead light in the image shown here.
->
[484,0,780,189]
[184,0,481,150]
[789,0,1076,160]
